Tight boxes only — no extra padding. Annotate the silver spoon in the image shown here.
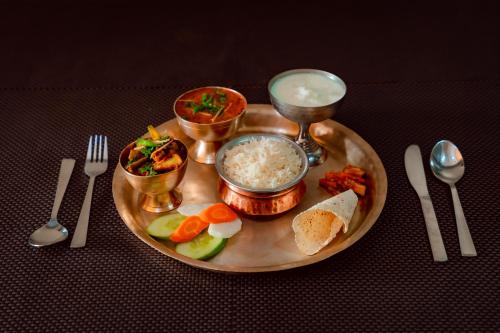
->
[29,159,75,247]
[430,140,477,256]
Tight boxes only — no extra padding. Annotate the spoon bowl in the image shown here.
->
[430,140,464,183]
[430,140,477,257]
[29,218,69,247]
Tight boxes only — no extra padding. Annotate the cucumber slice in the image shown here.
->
[146,213,186,239]
[175,231,227,260]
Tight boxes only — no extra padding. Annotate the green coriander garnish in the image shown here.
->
[138,164,157,176]
[185,89,227,115]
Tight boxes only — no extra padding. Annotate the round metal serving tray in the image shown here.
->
[112,104,387,273]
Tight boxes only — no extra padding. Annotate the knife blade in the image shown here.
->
[404,145,448,262]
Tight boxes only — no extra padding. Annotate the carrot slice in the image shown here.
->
[169,215,209,243]
[199,203,238,224]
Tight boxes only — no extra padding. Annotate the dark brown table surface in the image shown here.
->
[1,3,499,332]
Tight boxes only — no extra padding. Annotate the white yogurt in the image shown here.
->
[271,72,345,107]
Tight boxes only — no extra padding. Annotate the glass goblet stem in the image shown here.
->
[296,122,319,153]
[295,122,326,166]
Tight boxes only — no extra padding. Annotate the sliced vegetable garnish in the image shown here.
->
[135,138,157,159]
[146,213,186,239]
[169,215,209,243]
[199,203,238,224]
[208,218,242,238]
[177,203,212,217]
[147,124,161,140]
[135,137,157,148]
[175,231,227,260]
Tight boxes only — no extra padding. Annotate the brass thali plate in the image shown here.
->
[112,104,387,273]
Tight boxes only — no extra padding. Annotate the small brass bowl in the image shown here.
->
[119,140,188,213]
[215,134,309,216]
[173,86,247,165]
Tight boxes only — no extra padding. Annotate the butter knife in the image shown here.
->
[404,145,448,262]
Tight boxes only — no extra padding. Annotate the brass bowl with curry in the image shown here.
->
[173,86,247,165]
[119,126,188,213]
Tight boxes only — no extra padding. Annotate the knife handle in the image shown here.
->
[419,195,448,262]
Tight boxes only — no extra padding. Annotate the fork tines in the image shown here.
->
[86,135,108,163]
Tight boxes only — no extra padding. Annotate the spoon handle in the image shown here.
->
[51,159,76,219]
[450,184,477,256]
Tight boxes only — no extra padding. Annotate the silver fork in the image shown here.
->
[70,135,108,248]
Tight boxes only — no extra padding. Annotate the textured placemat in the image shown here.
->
[0,82,499,332]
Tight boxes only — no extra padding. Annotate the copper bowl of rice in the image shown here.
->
[215,134,309,216]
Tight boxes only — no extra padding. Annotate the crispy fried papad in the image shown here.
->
[292,190,358,255]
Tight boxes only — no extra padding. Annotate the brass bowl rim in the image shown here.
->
[215,133,309,195]
[173,86,248,127]
[267,68,347,109]
[118,139,188,179]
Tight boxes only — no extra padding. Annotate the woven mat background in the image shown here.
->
[1,81,499,332]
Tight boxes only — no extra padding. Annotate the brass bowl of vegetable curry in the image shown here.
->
[119,126,188,213]
[173,86,247,165]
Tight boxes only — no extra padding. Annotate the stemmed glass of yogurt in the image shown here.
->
[268,69,346,166]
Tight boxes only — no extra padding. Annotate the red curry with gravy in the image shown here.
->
[174,87,246,124]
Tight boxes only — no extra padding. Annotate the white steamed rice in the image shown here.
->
[223,138,302,189]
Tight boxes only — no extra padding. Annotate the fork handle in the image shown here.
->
[71,176,95,248]
[451,184,477,256]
